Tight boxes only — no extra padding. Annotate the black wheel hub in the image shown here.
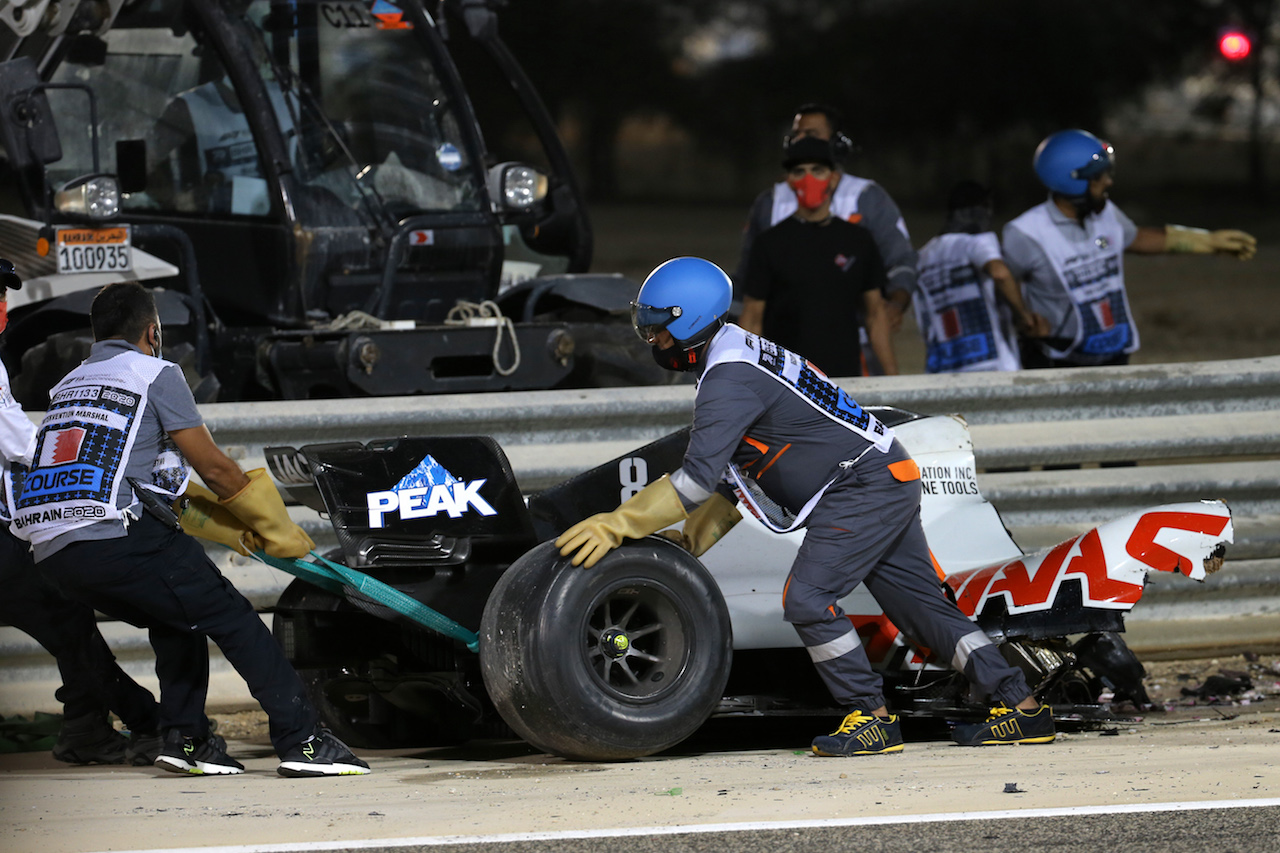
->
[599,628,631,659]
[584,583,688,700]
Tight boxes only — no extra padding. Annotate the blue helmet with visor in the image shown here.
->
[1033,130,1115,197]
[632,257,732,371]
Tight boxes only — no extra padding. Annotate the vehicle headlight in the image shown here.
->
[54,174,121,220]
[487,162,548,211]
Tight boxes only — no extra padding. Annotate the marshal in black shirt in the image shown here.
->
[742,216,887,378]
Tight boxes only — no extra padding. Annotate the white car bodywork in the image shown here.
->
[698,413,1233,655]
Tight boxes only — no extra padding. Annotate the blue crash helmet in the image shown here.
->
[1033,130,1115,196]
[632,257,732,346]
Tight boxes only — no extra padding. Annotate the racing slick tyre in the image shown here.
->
[479,537,732,761]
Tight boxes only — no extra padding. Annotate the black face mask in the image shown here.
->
[651,319,724,372]
[652,341,691,371]
[1070,193,1111,216]
[1066,188,1108,218]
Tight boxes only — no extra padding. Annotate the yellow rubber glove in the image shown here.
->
[173,482,264,557]
[1165,225,1257,260]
[219,468,316,559]
[662,492,742,558]
[555,474,687,568]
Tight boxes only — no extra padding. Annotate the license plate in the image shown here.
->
[54,226,133,275]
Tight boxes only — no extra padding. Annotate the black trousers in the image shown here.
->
[1020,340,1130,369]
[0,526,158,730]
[38,514,316,755]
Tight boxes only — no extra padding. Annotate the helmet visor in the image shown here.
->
[631,301,683,342]
[1073,141,1115,181]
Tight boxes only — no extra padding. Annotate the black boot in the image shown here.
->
[124,729,163,766]
[51,711,128,765]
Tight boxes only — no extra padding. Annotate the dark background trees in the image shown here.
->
[455,0,1272,207]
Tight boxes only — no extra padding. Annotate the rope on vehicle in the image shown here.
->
[251,550,481,652]
[321,310,385,331]
[446,299,521,376]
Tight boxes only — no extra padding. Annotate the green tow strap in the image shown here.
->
[252,550,481,653]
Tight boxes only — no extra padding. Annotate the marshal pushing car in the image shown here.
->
[264,407,1233,760]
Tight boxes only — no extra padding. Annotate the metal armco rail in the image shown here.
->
[3,356,1279,714]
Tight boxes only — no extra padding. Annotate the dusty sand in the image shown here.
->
[589,201,1280,373]
[4,656,1275,853]
[3,708,1277,853]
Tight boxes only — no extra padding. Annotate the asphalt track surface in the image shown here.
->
[84,801,1280,853]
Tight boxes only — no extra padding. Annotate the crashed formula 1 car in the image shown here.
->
[266,407,1233,760]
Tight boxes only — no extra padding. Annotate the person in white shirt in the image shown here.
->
[915,181,1048,373]
[1004,130,1256,368]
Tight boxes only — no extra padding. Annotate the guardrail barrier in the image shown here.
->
[3,356,1278,713]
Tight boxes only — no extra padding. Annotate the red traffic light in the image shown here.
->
[1219,30,1252,61]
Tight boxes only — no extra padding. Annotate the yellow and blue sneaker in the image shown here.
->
[811,710,905,756]
[952,705,1056,746]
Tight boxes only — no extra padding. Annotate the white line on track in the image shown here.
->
[92,797,1280,853]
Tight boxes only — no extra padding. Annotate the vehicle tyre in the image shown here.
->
[12,330,94,409]
[11,329,218,408]
[567,321,694,389]
[480,538,732,761]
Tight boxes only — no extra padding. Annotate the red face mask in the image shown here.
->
[789,172,833,210]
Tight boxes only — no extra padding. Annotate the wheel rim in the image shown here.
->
[583,581,689,701]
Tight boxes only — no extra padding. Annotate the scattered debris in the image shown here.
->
[655,787,682,796]
[1143,655,1279,713]
[1003,783,1023,794]
[1181,674,1253,701]
[1099,728,1120,737]
[1181,679,1233,700]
